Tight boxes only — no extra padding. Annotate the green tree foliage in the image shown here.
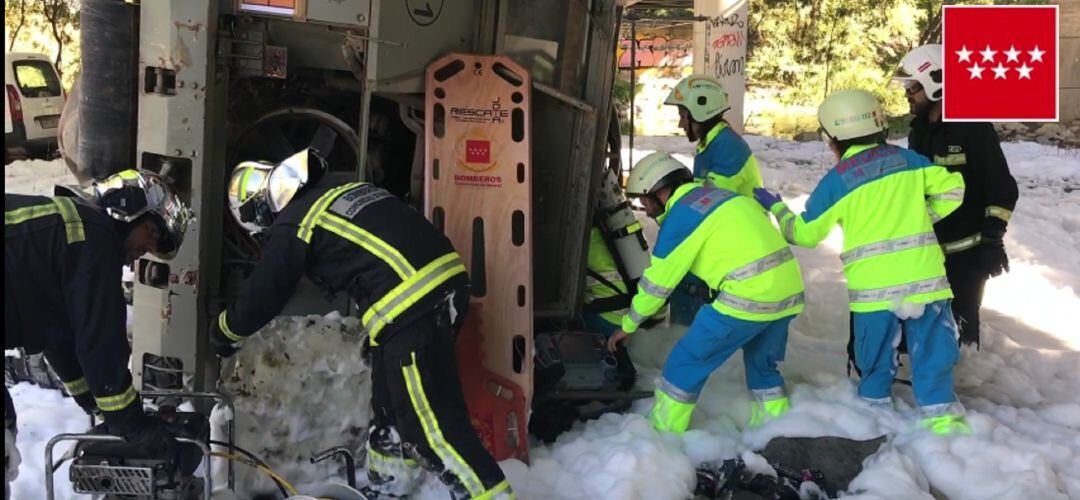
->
[5,0,81,89]
[745,0,1050,114]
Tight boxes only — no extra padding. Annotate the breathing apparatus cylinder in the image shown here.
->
[595,168,650,283]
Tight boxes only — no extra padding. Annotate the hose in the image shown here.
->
[208,440,297,497]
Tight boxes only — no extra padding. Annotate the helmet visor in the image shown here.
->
[95,171,152,222]
[235,192,274,227]
[266,150,310,213]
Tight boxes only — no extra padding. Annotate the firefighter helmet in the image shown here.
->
[625,152,692,198]
[817,89,889,141]
[56,169,194,259]
[228,148,326,235]
[664,75,731,122]
[894,44,944,102]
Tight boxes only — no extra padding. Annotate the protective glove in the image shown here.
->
[106,408,176,457]
[752,188,783,211]
[72,391,99,416]
[979,237,1009,277]
[5,427,19,483]
[208,320,242,359]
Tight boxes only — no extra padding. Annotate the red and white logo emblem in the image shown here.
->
[943,5,1058,121]
[465,139,491,164]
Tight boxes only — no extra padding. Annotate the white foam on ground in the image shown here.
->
[217,313,373,496]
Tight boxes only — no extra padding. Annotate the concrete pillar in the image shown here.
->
[693,0,749,133]
[1059,0,1080,122]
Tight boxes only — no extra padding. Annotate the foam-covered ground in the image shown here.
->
[213,313,372,496]
[7,136,1079,499]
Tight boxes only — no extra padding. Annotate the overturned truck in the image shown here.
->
[51,0,641,493]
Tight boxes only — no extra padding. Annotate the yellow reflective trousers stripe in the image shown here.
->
[95,386,138,412]
[401,352,486,496]
[366,446,419,472]
[62,377,89,397]
[475,480,514,500]
[5,197,85,243]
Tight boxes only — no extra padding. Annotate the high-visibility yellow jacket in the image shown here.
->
[767,144,965,313]
[694,122,764,197]
[584,226,632,326]
[622,182,805,333]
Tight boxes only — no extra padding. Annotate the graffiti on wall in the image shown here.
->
[703,13,747,79]
[617,37,693,69]
[696,0,750,133]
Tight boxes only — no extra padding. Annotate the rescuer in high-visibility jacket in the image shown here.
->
[5,170,193,490]
[665,74,764,197]
[582,226,635,334]
[209,149,511,500]
[663,75,766,326]
[894,44,1019,347]
[753,89,970,435]
[607,152,805,433]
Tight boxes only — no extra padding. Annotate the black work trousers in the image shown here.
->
[944,252,988,347]
[366,291,508,499]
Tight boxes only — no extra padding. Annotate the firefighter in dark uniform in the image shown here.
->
[895,44,1018,347]
[209,149,513,500]
[4,170,193,492]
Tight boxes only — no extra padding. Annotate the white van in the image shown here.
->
[5,52,65,163]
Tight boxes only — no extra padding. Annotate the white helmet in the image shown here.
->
[664,75,730,122]
[818,89,889,141]
[894,44,943,102]
[625,152,692,198]
[228,148,326,235]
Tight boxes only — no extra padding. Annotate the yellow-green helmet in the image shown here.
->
[625,152,692,198]
[664,75,730,122]
[817,89,889,141]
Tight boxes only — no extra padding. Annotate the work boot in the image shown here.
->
[748,387,790,427]
[861,396,894,410]
[918,402,971,435]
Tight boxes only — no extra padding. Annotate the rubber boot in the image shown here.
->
[918,402,971,435]
[748,388,790,428]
